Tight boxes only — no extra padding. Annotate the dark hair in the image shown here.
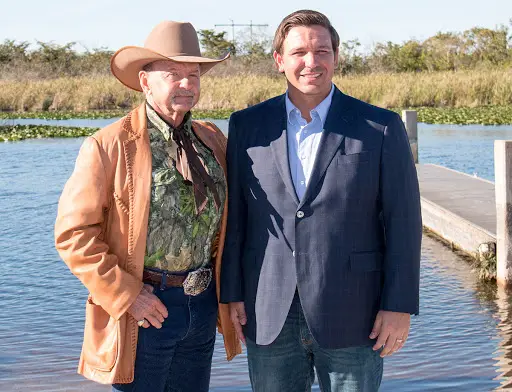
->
[273,10,340,54]
[142,62,154,72]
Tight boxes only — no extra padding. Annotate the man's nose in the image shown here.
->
[179,78,191,89]
[304,52,319,68]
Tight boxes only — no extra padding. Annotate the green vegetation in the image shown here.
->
[0,108,233,120]
[1,24,510,78]
[0,110,126,120]
[1,105,511,124]
[0,125,98,141]
[198,30,236,57]
[0,70,511,113]
[405,106,512,125]
[475,254,497,282]
[0,23,510,130]
[1,105,511,143]
[339,26,512,74]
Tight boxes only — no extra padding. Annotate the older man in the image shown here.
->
[55,21,241,392]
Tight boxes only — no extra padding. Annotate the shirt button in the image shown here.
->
[300,181,305,185]
[296,211,305,218]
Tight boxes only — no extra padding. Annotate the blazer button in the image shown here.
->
[296,211,305,218]
[292,251,296,257]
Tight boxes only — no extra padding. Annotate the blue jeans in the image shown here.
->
[112,280,218,392]
[246,294,383,392]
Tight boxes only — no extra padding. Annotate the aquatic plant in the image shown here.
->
[0,125,98,142]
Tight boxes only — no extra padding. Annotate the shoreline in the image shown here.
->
[1,105,511,142]
[1,105,511,123]
[0,108,233,120]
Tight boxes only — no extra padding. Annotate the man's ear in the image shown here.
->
[139,70,150,95]
[334,48,340,69]
[273,51,285,73]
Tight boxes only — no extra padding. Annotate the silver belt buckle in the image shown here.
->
[183,267,212,296]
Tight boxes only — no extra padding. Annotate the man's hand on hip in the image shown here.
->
[229,302,247,344]
[370,310,410,357]
[127,284,168,329]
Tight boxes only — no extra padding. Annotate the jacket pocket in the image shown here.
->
[350,251,383,272]
[337,151,371,164]
[82,297,120,372]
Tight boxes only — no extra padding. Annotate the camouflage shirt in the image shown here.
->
[144,105,226,272]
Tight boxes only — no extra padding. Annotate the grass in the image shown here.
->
[0,69,510,113]
[1,69,511,141]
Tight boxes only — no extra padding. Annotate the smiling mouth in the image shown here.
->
[300,73,322,78]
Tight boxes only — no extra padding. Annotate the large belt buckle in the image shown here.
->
[183,267,212,296]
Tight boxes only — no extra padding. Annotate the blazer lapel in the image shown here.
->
[269,95,300,205]
[299,88,353,209]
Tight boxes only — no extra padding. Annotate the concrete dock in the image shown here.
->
[417,163,496,259]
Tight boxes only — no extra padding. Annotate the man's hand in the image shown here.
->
[370,310,410,357]
[229,302,247,344]
[127,284,168,329]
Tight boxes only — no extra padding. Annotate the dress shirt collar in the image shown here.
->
[285,83,335,126]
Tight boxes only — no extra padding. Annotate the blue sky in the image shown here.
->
[3,0,511,52]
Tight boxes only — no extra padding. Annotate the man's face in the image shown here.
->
[274,25,338,98]
[142,60,200,116]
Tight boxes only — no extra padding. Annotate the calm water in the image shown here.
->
[1,121,512,391]
[6,117,510,181]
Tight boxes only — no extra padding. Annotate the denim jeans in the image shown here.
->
[112,279,218,392]
[246,293,383,392]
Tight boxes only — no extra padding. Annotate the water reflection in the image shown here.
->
[490,285,512,390]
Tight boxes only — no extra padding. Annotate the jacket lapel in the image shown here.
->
[269,95,300,205]
[299,88,353,209]
[123,104,151,279]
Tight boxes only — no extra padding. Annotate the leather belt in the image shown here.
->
[142,267,213,295]
[143,269,187,288]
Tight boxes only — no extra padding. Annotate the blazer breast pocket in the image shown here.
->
[336,151,372,165]
[330,150,378,200]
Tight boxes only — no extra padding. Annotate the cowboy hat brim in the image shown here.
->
[110,46,230,92]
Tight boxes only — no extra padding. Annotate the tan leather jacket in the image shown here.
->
[55,104,241,384]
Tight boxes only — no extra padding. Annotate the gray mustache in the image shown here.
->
[173,91,194,98]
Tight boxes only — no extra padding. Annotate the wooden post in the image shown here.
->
[495,140,512,286]
[402,110,418,163]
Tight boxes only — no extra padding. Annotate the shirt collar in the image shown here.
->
[146,102,192,142]
[285,83,335,126]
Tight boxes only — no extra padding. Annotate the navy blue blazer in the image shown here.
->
[220,86,422,348]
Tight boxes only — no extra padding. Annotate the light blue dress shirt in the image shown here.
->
[286,84,335,200]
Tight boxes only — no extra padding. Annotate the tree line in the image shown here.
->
[1,23,510,79]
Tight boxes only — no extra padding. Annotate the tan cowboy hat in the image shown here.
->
[111,21,230,91]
